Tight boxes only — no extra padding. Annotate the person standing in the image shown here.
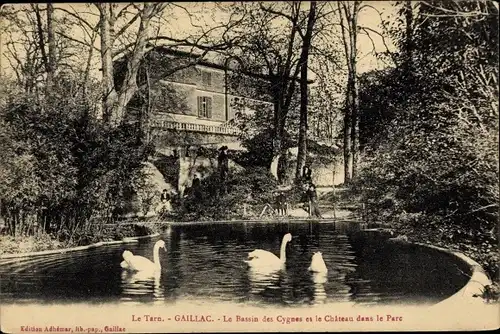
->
[305,166,313,183]
[217,146,229,195]
[158,189,172,217]
[279,191,289,216]
[307,183,322,218]
[302,165,309,180]
[192,174,202,201]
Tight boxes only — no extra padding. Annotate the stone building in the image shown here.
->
[116,47,274,198]
[119,47,274,156]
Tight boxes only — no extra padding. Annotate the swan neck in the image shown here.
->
[279,239,288,262]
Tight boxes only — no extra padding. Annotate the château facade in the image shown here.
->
[121,47,274,157]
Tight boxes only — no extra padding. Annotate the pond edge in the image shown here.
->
[419,242,492,307]
[356,228,492,306]
[0,233,161,259]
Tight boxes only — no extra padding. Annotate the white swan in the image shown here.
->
[120,240,165,272]
[245,233,292,269]
[308,251,328,273]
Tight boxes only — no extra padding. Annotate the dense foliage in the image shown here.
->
[0,79,153,243]
[179,167,278,220]
[355,1,499,281]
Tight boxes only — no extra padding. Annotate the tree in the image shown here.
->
[356,0,499,280]
[295,1,318,181]
[219,3,309,178]
[96,3,168,126]
[337,1,361,183]
[2,4,96,97]
[326,1,395,183]
[225,2,338,181]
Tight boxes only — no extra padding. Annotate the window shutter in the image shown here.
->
[207,97,212,118]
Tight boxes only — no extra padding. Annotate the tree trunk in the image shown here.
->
[270,90,282,180]
[112,9,153,126]
[343,96,352,183]
[268,8,301,178]
[98,3,161,127]
[270,75,295,179]
[338,2,352,183]
[98,3,118,123]
[82,30,97,102]
[33,5,49,75]
[47,3,56,87]
[404,0,414,73]
[338,1,361,183]
[350,74,360,179]
[295,65,309,181]
[402,0,414,92]
[295,1,317,182]
[349,2,360,179]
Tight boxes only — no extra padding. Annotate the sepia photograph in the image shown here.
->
[0,1,498,332]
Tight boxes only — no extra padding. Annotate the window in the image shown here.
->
[201,71,212,86]
[197,96,212,118]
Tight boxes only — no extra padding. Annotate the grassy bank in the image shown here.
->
[0,223,158,256]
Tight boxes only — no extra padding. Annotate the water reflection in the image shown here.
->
[120,270,163,301]
[311,272,328,304]
[247,267,281,295]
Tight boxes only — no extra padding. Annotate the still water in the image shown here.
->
[0,221,463,306]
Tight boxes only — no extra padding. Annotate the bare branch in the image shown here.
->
[31,4,49,73]
[170,3,204,30]
[54,7,96,31]
[115,3,135,20]
[358,28,378,60]
[420,0,497,16]
[260,3,295,23]
[54,31,100,52]
[114,11,140,38]
[359,26,396,65]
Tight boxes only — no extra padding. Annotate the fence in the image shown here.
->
[150,120,240,135]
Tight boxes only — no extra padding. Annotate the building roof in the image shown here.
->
[142,45,315,84]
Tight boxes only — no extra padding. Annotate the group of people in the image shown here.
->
[273,191,289,216]
[270,165,322,218]
[158,146,323,219]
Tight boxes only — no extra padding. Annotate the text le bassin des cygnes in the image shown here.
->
[19,313,403,333]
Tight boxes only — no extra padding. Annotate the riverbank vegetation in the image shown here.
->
[0,222,157,256]
[0,81,154,243]
[352,1,499,284]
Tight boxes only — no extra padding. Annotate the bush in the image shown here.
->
[179,166,278,220]
[0,80,152,237]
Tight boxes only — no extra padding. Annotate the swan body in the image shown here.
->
[308,251,328,273]
[245,233,292,269]
[120,240,165,272]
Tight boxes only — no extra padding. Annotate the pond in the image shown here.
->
[0,221,467,307]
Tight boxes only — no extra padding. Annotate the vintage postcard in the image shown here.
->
[0,1,498,333]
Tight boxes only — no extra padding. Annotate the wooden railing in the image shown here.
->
[150,120,240,135]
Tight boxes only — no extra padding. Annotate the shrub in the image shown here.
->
[179,166,278,220]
